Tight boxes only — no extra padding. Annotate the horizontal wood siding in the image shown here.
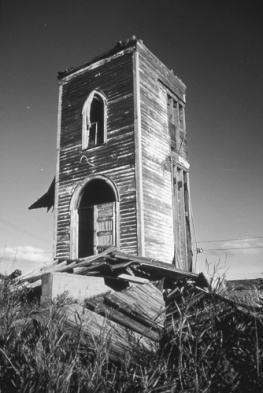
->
[56,52,137,258]
[138,48,176,263]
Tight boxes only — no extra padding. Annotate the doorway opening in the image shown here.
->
[77,178,117,258]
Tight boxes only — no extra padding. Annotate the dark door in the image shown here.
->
[78,207,94,258]
[77,179,116,258]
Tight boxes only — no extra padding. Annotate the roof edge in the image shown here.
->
[58,36,140,81]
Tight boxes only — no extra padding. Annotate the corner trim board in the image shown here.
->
[133,50,145,256]
[53,83,63,259]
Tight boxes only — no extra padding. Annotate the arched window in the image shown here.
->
[82,91,107,149]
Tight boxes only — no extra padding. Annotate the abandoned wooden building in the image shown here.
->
[30,36,192,272]
[23,44,263,367]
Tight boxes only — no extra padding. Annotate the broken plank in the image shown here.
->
[113,251,197,279]
[85,300,160,341]
[64,303,156,362]
[15,259,61,283]
[117,274,150,284]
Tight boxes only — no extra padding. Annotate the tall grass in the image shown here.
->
[163,283,263,392]
[0,277,262,392]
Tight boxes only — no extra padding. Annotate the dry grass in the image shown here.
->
[0,276,262,392]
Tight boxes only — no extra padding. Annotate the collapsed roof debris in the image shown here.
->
[12,248,262,362]
[12,247,207,361]
[15,247,202,288]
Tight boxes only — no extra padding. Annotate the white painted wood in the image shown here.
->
[133,49,145,256]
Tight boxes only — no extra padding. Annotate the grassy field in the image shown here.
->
[0,277,262,393]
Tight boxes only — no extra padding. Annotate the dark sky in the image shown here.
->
[0,0,262,278]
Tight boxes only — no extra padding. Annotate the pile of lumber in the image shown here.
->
[30,282,165,363]
[15,247,199,289]
[12,248,208,362]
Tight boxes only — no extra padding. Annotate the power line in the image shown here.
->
[194,246,263,252]
[0,217,51,244]
[192,236,263,244]
[189,194,199,272]
[0,251,52,255]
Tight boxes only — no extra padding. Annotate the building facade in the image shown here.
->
[53,37,192,271]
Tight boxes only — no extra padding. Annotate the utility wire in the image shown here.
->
[194,246,263,252]
[0,251,52,255]
[192,236,263,244]
[0,217,50,244]
[189,192,199,271]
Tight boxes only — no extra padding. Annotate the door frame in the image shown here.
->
[70,175,120,259]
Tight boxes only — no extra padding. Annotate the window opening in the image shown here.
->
[167,95,185,151]
[89,96,104,147]
[178,104,184,131]
[82,92,106,149]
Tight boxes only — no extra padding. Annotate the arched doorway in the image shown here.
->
[71,177,119,258]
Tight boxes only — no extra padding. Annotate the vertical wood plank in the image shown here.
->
[53,83,63,259]
[133,50,145,256]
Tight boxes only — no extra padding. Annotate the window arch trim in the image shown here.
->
[82,90,107,150]
[70,175,120,212]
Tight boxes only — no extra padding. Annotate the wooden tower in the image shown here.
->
[54,37,192,271]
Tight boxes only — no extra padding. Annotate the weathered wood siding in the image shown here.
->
[54,39,191,269]
[56,50,138,258]
[137,43,188,264]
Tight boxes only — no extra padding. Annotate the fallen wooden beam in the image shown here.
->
[113,251,198,279]
[30,302,157,363]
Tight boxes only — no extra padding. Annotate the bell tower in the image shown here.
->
[53,37,192,271]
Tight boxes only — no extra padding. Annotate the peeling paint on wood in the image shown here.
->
[54,38,192,271]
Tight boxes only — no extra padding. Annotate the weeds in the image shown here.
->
[0,277,262,392]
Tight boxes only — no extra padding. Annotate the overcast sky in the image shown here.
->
[0,0,262,279]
